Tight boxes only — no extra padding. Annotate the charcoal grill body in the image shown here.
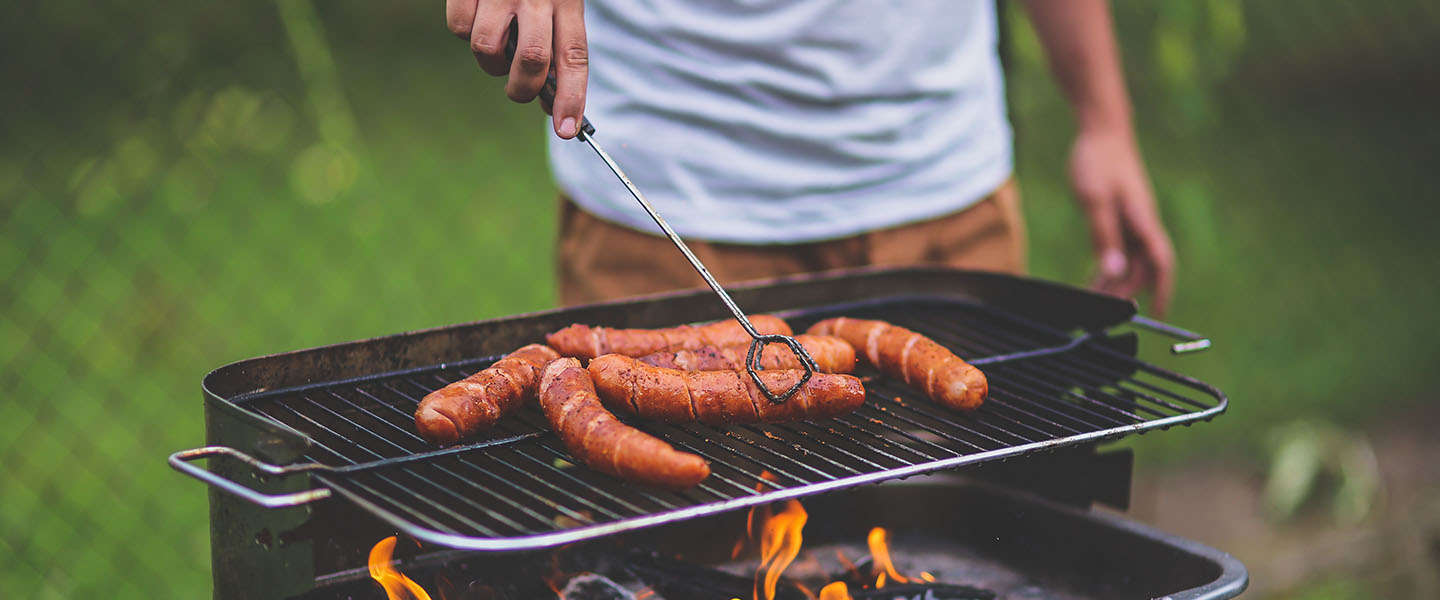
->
[186,267,1238,599]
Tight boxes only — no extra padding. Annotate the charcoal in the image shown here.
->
[625,550,809,600]
[560,573,635,600]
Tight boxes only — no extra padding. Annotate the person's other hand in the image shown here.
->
[446,0,588,139]
[1068,127,1175,316]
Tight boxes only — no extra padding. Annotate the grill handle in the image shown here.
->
[1129,315,1213,354]
[169,446,332,508]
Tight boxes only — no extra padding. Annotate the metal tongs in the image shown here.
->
[507,32,818,403]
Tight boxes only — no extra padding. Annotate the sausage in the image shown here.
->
[546,315,793,360]
[415,344,560,445]
[637,335,856,373]
[806,317,987,410]
[587,354,867,424]
[539,358,710,490]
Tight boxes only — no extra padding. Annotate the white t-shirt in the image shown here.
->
[548,0,1012,244]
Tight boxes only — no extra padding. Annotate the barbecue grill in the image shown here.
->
[170,267,1244,599]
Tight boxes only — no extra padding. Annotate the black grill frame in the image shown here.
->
[217,294,1224,551]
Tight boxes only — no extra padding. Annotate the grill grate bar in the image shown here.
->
[319,389,591,526]
[831,412,960,459]
[649,424,813,489]
[717,427,847,482]
[362,379,638,527]
[521,439,682,513]
[500,407,743,504]
[228,297,1224,551]
[813,411,943,460]
[773,420,909,469]
[398,376,697,516]
[917,312,1199,417]
[292,397,555,534]
[495,446,631,520]
[909,314,1174,423]
[864,382,1028,448]
[989,366,1149,424]
[621,432,773,497]
[332,473,473,536]
[980,393,1090,435]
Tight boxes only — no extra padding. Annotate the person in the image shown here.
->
[445,0,1175,314]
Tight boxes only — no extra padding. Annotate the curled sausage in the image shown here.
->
[807,317,987,411]
[546,315,793,360]
[415,344,560,445]
[539,358,711,490]
[587,354,866,424]
[637,334,856,373]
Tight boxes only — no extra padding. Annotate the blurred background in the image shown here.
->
[2,1,1438,597]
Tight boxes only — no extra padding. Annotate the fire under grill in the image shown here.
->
[179,288,1225,552]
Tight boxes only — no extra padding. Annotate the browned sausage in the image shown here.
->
[546,315,793,360]
[587,354,866,424]
[539,358,710,490]
[637,334,856,373]
[807,317,987,410]
[415,344,560,445]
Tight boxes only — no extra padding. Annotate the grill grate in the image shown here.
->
[232,298,1224,550]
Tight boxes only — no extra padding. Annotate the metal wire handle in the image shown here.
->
[1129,315,1213,354]
[506,26,817,402]
[169,446,332,507]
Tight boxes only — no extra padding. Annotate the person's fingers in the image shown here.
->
[550,0,588,138]
[1110,238,1150,300]
[1123,197,1176,316]
[446,0,478,40]
[1079,191,1128,293]
[506,2,554,103]
[470,0,515,76]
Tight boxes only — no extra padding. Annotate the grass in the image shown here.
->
[2,2,1437,597]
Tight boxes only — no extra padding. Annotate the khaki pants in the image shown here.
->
[557,179,1026,305]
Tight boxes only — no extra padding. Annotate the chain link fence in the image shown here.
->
[2,1,1437,597]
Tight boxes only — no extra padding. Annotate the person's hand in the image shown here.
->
[446,0,589,139]
[1068,126,1175,316]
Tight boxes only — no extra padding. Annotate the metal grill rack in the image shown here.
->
[198,297,1225,551]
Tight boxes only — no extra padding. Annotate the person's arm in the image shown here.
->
[446,0,589,139]
[1021,0,1176,315]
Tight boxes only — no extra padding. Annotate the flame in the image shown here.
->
[754,499,807,600]
[835,550,860,580]
[866,527,908,587]
[734,471,781,559]
[818,582,853,600]
[368,536,434,600]
[920,571,936,583]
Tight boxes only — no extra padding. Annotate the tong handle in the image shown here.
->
[500,20,811,402]
[504,21,595,136]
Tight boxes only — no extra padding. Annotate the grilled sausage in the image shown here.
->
[546,315,793,360]
[415,344,560,445]
[587,354,866,424]
[539,358,710,490]
[637,334,856,373]
[806,317,987,411]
